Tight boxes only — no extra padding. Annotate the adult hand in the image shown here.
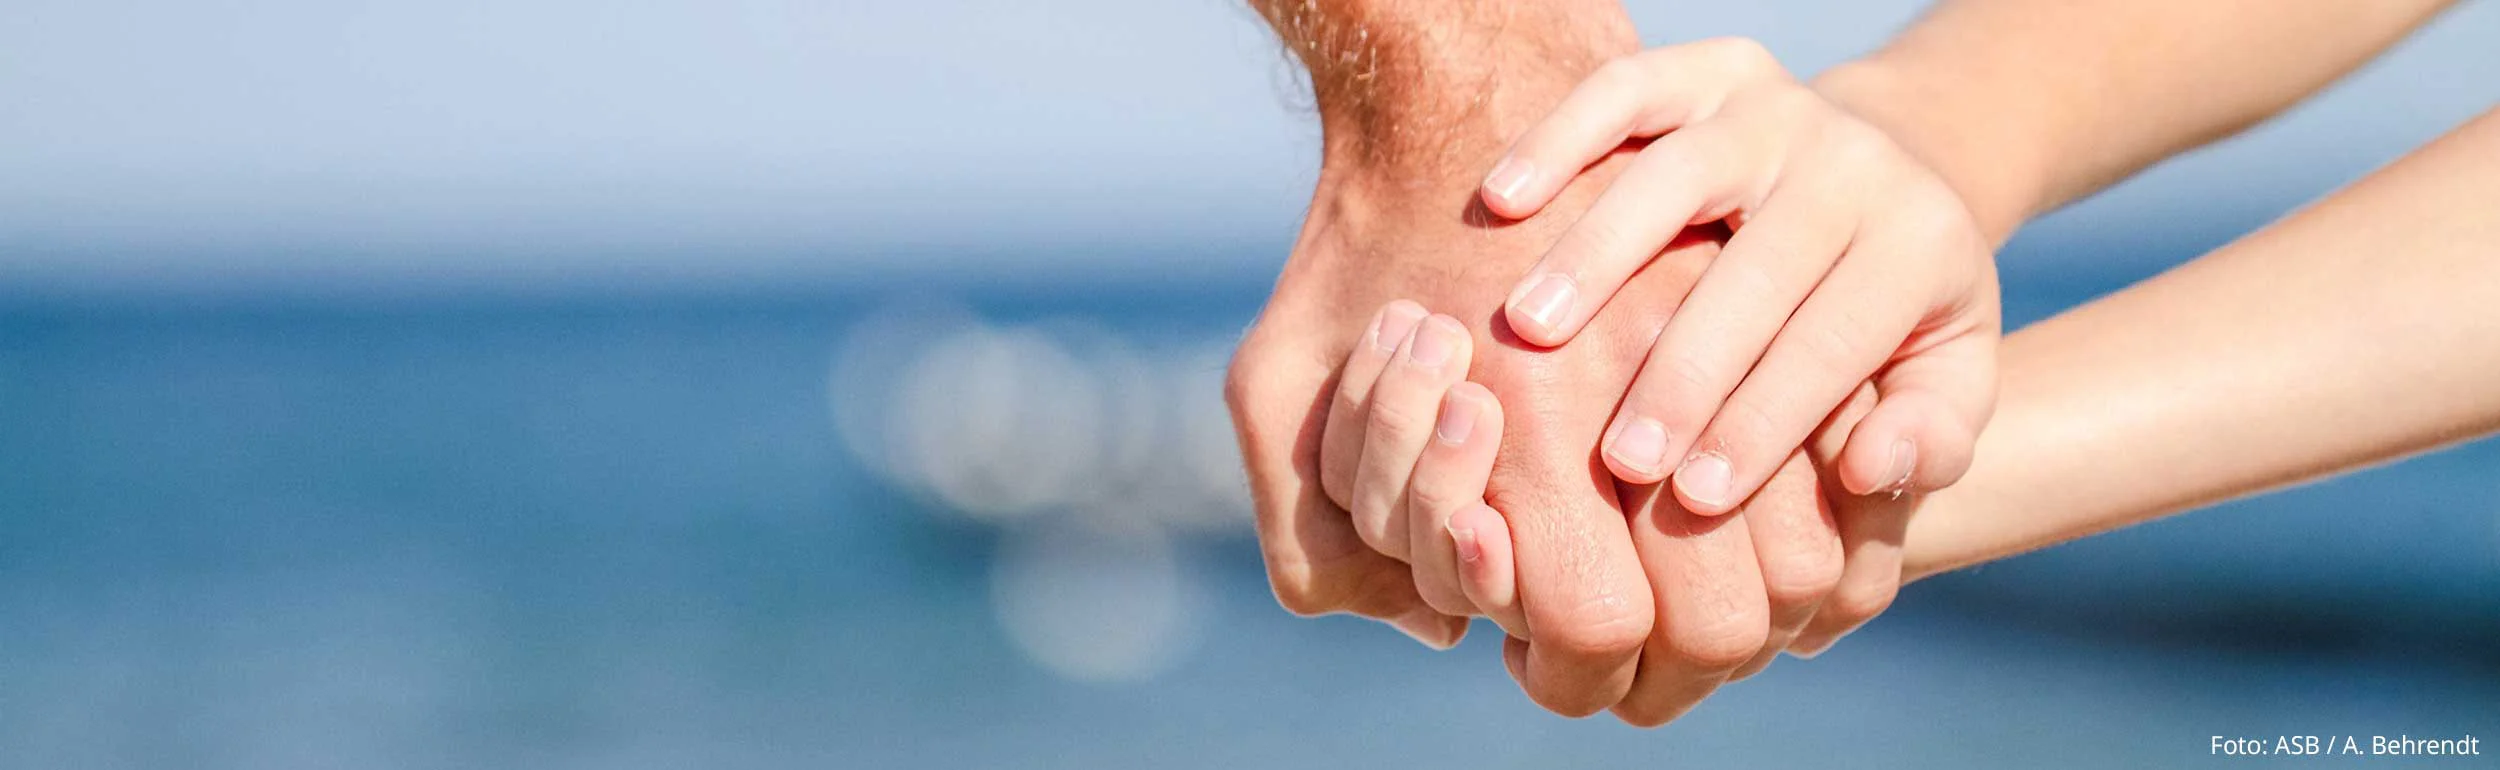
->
[1228,0,1860,723]
[1300,297,1929,724]
[1227,144,1658,716]
[1228,142,1870,722]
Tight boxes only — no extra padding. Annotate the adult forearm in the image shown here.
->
[1249,0,1639,174]
[1902,108,2500,580]
[1814,0,2458,242]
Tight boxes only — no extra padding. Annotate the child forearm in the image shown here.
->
[1814,0,2458,243]
[1904,108,2500,580]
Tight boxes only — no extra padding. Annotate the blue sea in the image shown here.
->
[0,234,2492,768]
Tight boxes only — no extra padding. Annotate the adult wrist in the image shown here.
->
[1255,1,1639,179]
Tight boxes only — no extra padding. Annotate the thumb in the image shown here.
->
[1836,330,1997,496]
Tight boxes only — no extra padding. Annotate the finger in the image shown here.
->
[1598,177,1857,485]
[1319,300,1430,510]
[1502,115,1782,348]
[1673,241,1926,516]
[1449,501,1529,638]
[1728,450,1843,682]
[1609,485,1770,728]
[1484,236,1725,718]
[1227,327,1466,649]
[1407,382,1505,618]
[1493,437,1653,719]
[1789,488,1912,658]
[1479,37,1787,219]
[1503,635,1530,683]
[1351,314,1473,561]
[1480,237,1740,720]
[1787,382,1895,658]
[1837,327,1999,496]
[1384,604,1473,651]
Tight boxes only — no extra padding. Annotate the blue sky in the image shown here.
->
[1,0,2492,295]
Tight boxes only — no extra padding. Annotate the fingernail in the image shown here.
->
[1608,417,1671,476]
[1509,274,1577,337]
[1388,608,1460,651]
[1484,156,1535,204]
[1883,439,1918,495]
[1371,303,1425,355]
[1434,393,1478,445]
[1676,452,1734,508]
[1448,521,1482,564]
[1406,317,1458,368]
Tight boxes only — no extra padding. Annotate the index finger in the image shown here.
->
[1478,37,1786,219]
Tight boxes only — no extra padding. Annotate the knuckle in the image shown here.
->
[1558,212,1641,267]
[1711,253,1791,309]
[1272,592,1332,618]
[1655,354,1716,394]
[1612,702,1678,729]
[1222,333,1313,440]
[1349,500,1401,556]
[1668,614,1770,671]
[1821,120,1895,170]
[1221,346,1264,419]
[1319,470,1355,514]
[1902,195,1982,249]
[1538,596,1655,662]
[1787,633,1836,659]
[1640,355,1720,430]
[1328,370,1369,413]
[1728,648,1778,683]
[1319,440,1359,511]
[1702,36,1778,78]
[1267,571,1341,617]
[1752,84,1824,125]
[1591,55,1653,99]
[1761,543,1845,610]
[1365,387,1431,436]
[1637,138,1707,181]
[1824,576,1901,627]
[1415,576,1475,617]
[1801,315,1878,370]
[1405,474,1463,518]
[1532,691,1614,720]
[1706,398,1782,458]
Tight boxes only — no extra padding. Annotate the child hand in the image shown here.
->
[1314,300,1527,638]
[1479,38,2001,514]
[1326,302,1911,685]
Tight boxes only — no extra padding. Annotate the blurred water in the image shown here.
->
[0,236,2492,768]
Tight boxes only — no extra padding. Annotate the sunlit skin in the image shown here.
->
[1228,0,1890,725]
[1476,37,2001,516]
[1231,0,2483,728]
[1368,105,2500,630]
[1226,146,1863,723]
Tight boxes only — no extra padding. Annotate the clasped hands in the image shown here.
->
[1227,39,2002,726]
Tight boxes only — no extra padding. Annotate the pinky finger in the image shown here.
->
[1449,502,1527,639]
